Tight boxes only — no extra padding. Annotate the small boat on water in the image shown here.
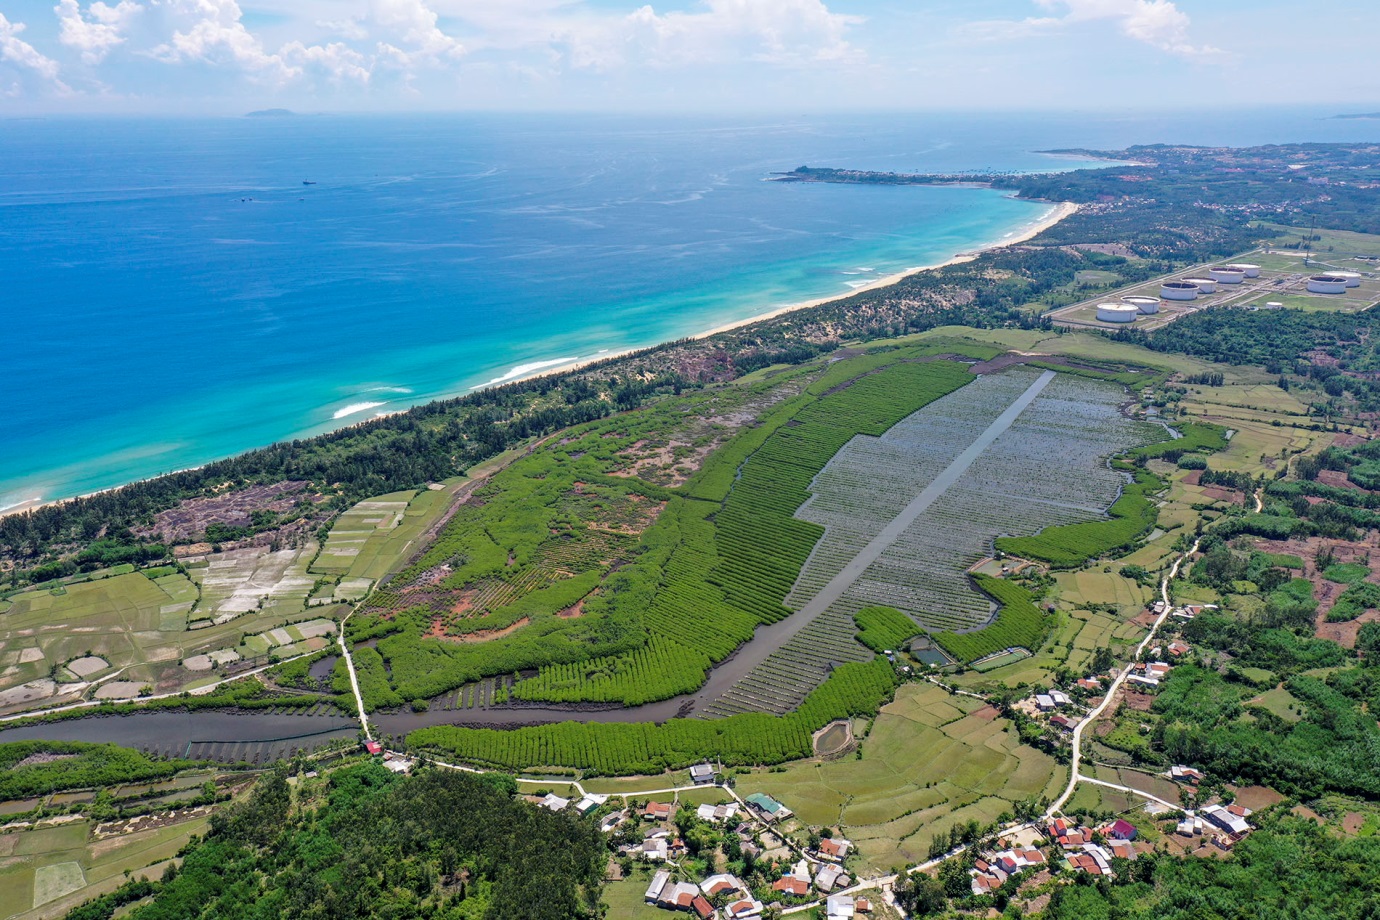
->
[302,180,317,185]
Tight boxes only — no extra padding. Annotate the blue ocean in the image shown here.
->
[4,109,1380,508]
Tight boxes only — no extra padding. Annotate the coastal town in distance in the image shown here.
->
[3,3,1380,920]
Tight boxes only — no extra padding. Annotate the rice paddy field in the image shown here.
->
[0,545,345,715]
[0,814,208,920]
[738,682,1066,873]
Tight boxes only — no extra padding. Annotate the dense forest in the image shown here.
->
[64,762,607,920]
[1038,813,1380,919]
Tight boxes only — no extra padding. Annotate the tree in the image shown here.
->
[894,871,947,916]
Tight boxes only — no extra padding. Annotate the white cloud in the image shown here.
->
[370,0,464,61]
[55,0,143,64]
[0,12,71,91]
[965,0,1221,57]
[149,0,370,85]
[548,0,862,71]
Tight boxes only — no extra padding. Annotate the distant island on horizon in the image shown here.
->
[1334,112,1380,120]
[244,108,297,118]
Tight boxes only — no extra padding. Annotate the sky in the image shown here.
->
[0,0,1377,114]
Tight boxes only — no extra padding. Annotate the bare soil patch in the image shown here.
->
[1230,785,1284,811]
[140,480,317,543]
[971,704,1000,722]
[426,616,531,643]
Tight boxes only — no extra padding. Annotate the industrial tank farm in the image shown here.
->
[1308,275,1350,294]
[1095,303,1139,323]
[1160,281,1199,301]
[1046,245,1380,331]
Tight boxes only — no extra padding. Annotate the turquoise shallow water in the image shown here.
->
[4,110,1378,507]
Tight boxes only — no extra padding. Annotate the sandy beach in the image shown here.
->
[692,200,1079,340]
[1,199,1079,520]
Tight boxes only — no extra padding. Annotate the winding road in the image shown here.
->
[1045,535,1200,819]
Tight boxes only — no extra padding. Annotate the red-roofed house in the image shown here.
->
[818,837,853,861]
[642,801,673,820]
[773,876,810,896]
[1107,819,1138,841]
[364,741,383,755]
[690,896,714,920]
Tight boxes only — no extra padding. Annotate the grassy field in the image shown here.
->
[0,815,208,920]
[737,682,1064,873]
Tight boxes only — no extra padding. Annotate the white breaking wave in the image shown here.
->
[0,496,42,514]
[472,356,579,390]
[333,401,387,420]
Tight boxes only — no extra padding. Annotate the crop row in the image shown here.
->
[932,575,1050,663]
[511,637,711,705]
[409,658,898,775]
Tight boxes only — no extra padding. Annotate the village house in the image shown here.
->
[1167,640,1191,657]
[1047,818,1093,848]
[696,802,740,824]
[817,836,853,861]
[642,801,674,821]
[993,848,1046,874]
[814,862,849,892]
[1104,819,1138,841]
[644,870,670,903]
[723,897,764,919]
[538,793,570,812]
[744,793,792,822]
[1050,714,1076,731]
[771,874,810,897]
[700,873,747,900]
[1063,843,1113,876]
[689,763,717,785]
[1049,689,1071,707]
[1035,693,1056,711]
[826,894,856,919]
[1108,840,1137,860]
[1202,803,1251,836]
[1170,765,1205,785]
[1075,678,1103,692]
[363,740,384,755]
[658,881,703,912]
[574,793,608,815]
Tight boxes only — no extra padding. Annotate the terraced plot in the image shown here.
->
[701,369,1158,716]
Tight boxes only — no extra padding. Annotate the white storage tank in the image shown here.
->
[1209,267,1247,284]
[1307,275,1349,294]
[1184,277,1218,294]
[1160,281,1200,301]
[1096,303,1140,324]
[1331,271,1363,288]
[1122,296,1161,315]
[1227,263,1261,278]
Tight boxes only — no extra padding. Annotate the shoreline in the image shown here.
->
[692,199,1078,340]
[1,199,1079,521]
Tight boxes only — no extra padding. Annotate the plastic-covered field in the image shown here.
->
[702,369,1158,717]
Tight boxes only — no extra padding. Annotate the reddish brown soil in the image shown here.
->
[1317,469,1362,490]
[971,705,999,721]
[425,616,531,643]
[1231,785,1285,811]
